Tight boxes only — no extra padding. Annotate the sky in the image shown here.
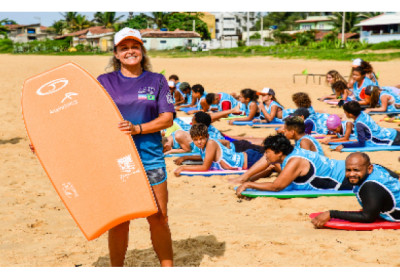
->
[0,12,132,27]
[1,1,399,27]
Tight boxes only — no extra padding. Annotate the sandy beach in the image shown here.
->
[1,54,400,267]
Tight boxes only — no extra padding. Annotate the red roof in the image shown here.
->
[314,31,359,41]
[55,26,114,39]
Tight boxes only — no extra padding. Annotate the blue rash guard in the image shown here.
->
[260,100,283,122]
[171,130,200,153]
[217,92,239,111]
[295,135,325,156]
[239,101,258,117]
[200,139,245,170]
[378,89,400,112]
[342,112,399,148]
[353,165,400,222]
[282,148,347,191]
[353,77,374,101]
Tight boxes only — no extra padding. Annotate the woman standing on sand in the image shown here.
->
[97,28,174,267]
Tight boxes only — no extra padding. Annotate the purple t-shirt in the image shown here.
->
[97,70,175,170]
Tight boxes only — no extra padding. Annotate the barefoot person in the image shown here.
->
[97,28,174,267]
[312,152,400,228]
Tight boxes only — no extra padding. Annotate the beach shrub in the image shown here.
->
[0,39,13,53]
[369,40,400,50]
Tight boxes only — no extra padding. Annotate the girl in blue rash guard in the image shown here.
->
[235,134,352,197]
[255,88,284,123]
[352,67,374,105]
[335,101,400,152]
[320,116,356,145]
[365,85,400,113]
[228,88,259,125]
[97,28,173,267]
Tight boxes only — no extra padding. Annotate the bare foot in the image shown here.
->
[227,176,247,184]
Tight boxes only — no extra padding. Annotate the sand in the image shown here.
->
[1,54,400,267]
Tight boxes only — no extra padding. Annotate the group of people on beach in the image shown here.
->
[29,27,400,267]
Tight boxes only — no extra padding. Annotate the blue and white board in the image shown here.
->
[329,144,400,152]
[165,152,200,158]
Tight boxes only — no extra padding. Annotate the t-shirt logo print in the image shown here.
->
[138,86,156,101]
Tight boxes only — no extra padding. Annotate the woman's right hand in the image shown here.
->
[173,157,185,165]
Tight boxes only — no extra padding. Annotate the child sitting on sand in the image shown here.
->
[173,123,264,176]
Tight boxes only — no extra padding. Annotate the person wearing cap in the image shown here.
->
[167,80,184,106]
[320,114,356,145]
[97,27,174,267]
[334,101,400,152]
[347,58,363,88]
[364,85,400,114]
[254,87,283,123]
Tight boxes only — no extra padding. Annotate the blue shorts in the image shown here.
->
[245,149,264,169]
[146,167,167,186]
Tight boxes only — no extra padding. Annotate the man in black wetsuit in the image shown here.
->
[312,152,400,228]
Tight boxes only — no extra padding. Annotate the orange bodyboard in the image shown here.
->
[21,62,158,240]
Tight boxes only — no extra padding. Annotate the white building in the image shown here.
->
[212,12,257,41]
[141,29,201,50]
[356,12,400,44]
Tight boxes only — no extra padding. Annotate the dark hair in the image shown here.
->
[343,101,362,117]
[192,84,204,95]
[360,61,373,74]
[194,111,212,127]
[179,82,191,92]
[292,92,312,108]
[352,66,366,76]
[190,123,209,139]
[369,86,381,108]
[169,74,179,81]
[346,152,371,166]
[205,93,216,105]
[263,134,294,155]
[285,116,305,134]
[291,107,310,119]
[240,88,258,102]
[332,81,348,92]
[172,112,177,120]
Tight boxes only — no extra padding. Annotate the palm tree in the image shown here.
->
[358,12,383,21]
[149,12,171,29]
[93,12,125,29]
[60,12,78,30]
[72,14,92,31]
[49,20,67,35]
[330,12,361,33]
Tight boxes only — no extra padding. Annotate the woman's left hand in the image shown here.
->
[174,166,183,177]
[118,120,139,135]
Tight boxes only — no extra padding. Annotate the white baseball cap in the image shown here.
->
[114,27,143,46]
[168,81,175,87]
[352,58,362,67]
[257,87,275,96]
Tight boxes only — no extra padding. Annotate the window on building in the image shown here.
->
[27,28,36,34]
[223,28,235,31]
[160,40,167,43]
[302,25,312,30]
[188,39,192,44]
[216,19,219,22]
[142,40,147,43]
[216,29,219,33]
[223,17,235,21]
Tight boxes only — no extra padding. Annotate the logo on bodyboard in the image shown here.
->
[62,182,79,198]
[117,154,141,182]
[36,78,69,96]
[36,78,80,114]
